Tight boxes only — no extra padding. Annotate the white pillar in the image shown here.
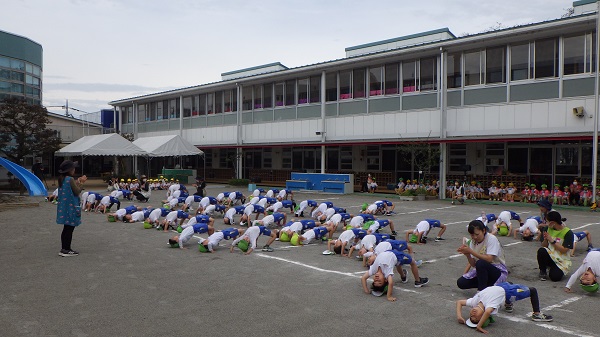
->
[320,70,326,173]
[592,1,600,203]
[439,48,448,199]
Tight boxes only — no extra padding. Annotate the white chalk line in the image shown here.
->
[571,222,600,230]
[255,253,421,294]
[504,242,523,247]
[255,254,592,336]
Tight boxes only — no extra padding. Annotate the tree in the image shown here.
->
[397,141,440,182]
[0,98,61,163]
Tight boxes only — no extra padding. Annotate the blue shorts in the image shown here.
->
[339,213,351,220]
[391,250,413,265]
[301,220,316,230]
[497,282,530,302]
[385,239,408,252]
[258,226,271,236]
[377,219,390,228]
[351,228,367,239]
[313,226,328,238]
[222,228,239,240]
[374,233,391,243]
[574,231,587,241]
[323,201,333,208]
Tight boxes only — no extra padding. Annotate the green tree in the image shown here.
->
[0,98,61,163]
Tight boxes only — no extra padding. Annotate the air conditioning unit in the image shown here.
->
[573,106,584,117]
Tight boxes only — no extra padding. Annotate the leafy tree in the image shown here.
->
[0,97,61,163]
[397,142,440,182]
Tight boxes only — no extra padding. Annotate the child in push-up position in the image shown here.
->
[456,282,553,334]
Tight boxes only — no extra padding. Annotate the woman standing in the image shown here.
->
[457,220,508,291]
[56,160,87,257]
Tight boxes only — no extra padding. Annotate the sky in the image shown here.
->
[3,0,575,118]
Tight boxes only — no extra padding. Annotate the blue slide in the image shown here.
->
[0,157,47,197]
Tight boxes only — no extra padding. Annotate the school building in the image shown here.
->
[109,0,600,195]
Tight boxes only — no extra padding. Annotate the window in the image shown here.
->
[206,93,213,114]
[447,53,462,88]
[325,73,337,102]
[253,85,262,109]
[285,79,295,106]
[298,78,309,104]
[369,66,383,96]
[198,94,207,115]
[262,148,272,169]
[564,33,595,75]
[535,38,558,78]
[485,143,505,173]
[385,63,399,94]
[232,89,238,112]
[32,65,41,77]
[156,101,163,120]
[149,102,157,120]
[282,147,292,169]
[275,82,284,106]
[263,83,273,108]
[340,146,353,170]
[448,144,467,172]
[11,71,24,82]
[0,69,9,80]
[353,68,365,98]
[310,76,320,103]
[339,70,351,99]
[507,147,528,174]
[162,101,169,120]
[402,61,417,92]
[511,43,530,81]
[215,91,223,113]
[137,104,146,122]
[223,90,233,112]
[419,57,437,91]
[486,46,505,84]
[327,148,339,170]
[555,147,578,174]
[366,145,380,171]
[169,99,178,118]
[10,59,25,71]
[464,51,482,86]
[0,56,9,68]
[242,86,252,111]
[183,96,192,117]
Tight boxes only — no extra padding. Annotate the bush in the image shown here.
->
[228,178,250,186]
[401,189,416,196]
[415,187,428,195]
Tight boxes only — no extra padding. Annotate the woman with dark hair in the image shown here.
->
[133,175,150,202]
[537,211,573,281]
[456,220,508,291]
[56,160,87,257]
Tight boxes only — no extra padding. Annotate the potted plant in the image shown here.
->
[415,187,427,201]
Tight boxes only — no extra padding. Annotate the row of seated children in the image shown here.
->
[395,178,439,196]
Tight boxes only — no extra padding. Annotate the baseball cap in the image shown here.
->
[537,200,552,210]
[546,211,563,224]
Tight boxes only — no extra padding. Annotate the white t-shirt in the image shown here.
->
[566,250,600,289]
[368,221,381,233]
[268,202,283,212]
[178,226,194,246]
[470,234,505,265]
[257,198,268,207]
[115,208,127,220]
[519,218,539,235]
[203,204,216,215]
[368,251,397,277]
[350,216,364,228]
[185,195,195,206]
[329,213,342,226]
[216,193,225,202]
[367,204,378,213]
[148,208,162,223]
[496,211,512,227]
[171,190,181,199]
[225,208,236,222]
[100,196,111,206]
[200,197,210,208]
[231,225,261,249]
[374,241,392,255]
[252,189,260,197]
[323,208,336,221]
[338,229,355,243]
[166,211,178,223]
[278,190,287,199]
[301,229,316,244]
[131,211,145,222]
[414,220,430,234]
[206,232,225,252]
[359,234,377,251]
[283,222,303,233]
[466,285,505,314]
[261,215,275,226]
[243,205,254,216]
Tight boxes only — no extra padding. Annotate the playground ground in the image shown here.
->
[0,184,598,337]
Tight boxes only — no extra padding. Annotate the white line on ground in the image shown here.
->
[255,253,421,294]
[541,296,583,311]
[495,313,594,337]
[504,242,523,247]
[424,253,463,264]
[571,223,600,230]
[446,221,469,225]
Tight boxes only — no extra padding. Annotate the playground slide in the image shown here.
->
[0,157,47,197]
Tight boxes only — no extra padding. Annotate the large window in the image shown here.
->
[420,57,437,91]
[447,53,462,88]
[183,96,192,117]
[486,46,505,84]
[298,78,309,104]
[242,86,252,111]
[253,84,262,109]
[555,147,578,174]
[535,38,559,78]
[263,83,273,108]
[223,90,233,112]
[485,143,505,174]
[198,94,207,115]
[215,91,223,113]
[511,43,530,81]
[310,76,320,103]
[275,82,284,106]
[285,80,295,106]
[339,70,352,99]
[353,68,365,98]
[402,61,417,92]
[385,63,399,94]
[464,51,482,86]
[325,73,337,102]
[448,144,467,172]
[564,33,595,75]
[206,93,213,114]
[369,66,383,96]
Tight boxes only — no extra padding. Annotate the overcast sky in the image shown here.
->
[3,0,574,117]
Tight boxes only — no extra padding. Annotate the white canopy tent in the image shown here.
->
[132,135,203,157]
[55,133,146,157]
[132,135,204,178]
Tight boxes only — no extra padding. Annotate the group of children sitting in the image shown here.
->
[394,178,439,196]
